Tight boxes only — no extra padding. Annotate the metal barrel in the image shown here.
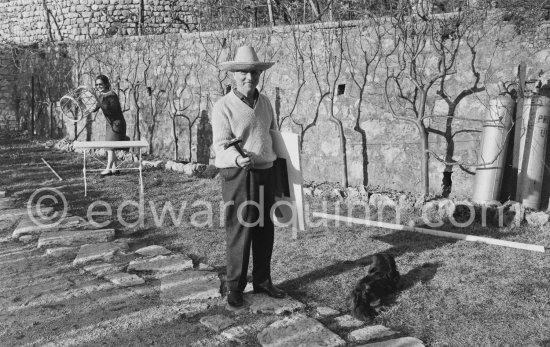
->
[517,95,550,209]
[472,94,515,203]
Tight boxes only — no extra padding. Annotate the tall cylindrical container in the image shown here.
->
[472,93,515,203]
[517,95,550,209]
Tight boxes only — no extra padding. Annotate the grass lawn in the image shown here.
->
[2,134,550,346]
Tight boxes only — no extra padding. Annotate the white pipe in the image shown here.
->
[312,212,545,253]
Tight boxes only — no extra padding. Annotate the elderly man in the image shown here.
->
[212,46,286,308]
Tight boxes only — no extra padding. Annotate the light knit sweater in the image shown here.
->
[212,91,277,169]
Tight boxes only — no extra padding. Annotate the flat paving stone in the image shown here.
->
[37,228,115,248]
[199,314,235,332]
[19,234,38,243]
[357,336,425,347]
[73,242,121,266]
[348,325,398,342]
[247,293,305,315]
[58,216,86,226]
[12,215,59,238]
[177,302,210,318]
[328,314,366,329]
[82,262,123,277]
[57,216,102,231]
[104,272,145,287]
[135,245,172,257]
[45,247,78,257]
[128,254,193,274]
[257,313,346,347]
[160,270,220,302]
[221,325,249,342]
[0,197,15,210]
[316,306,340,317]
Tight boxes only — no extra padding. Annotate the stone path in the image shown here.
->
[0,191,425,346]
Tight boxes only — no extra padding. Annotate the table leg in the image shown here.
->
[139,148,144,196]
[83,150,87,197]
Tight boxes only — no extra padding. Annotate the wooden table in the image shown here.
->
[73,140,149,196]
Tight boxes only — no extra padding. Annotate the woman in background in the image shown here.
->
[93,74,127,176]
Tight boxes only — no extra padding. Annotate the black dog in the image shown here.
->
[350,253,401,321]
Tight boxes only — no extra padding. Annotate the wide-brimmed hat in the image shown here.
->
[219,46,275,72]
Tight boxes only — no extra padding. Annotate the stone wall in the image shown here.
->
[2,15,549,197]
[50,21,549,197]
[0,0,200,44]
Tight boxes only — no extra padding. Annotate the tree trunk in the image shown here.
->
[442,108,455,197]
[266,0,275,26]
[41,0,53,41]
[188,123,193,162]
[420,124,430,195]
[308,0,320,18]
[172,117,178,161]
[31,75,35,137]
[354,125,369,186]
[330,117,348,188]
[132,89,141,140]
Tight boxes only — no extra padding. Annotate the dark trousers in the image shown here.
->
[220,166,275,292]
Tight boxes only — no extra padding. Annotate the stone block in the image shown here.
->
[200,314,234,332]
[348,325,397,342]
[356,336,425,347]
[257,313,346,347]
[328,314,365,329]
[72,242,121,266]
[221,325,248,342]
[19,234,38,243]
[247,293,305,315]
[0,197,14,210]
[143,160,164,168]
[316,306,340,317]
[160,270,220,302]
[104,272,145,287]
[0,191,6,198]
[45,247,78,257]
[82,262,123,277]
[37,228,115,248]
[526,211,549,227]
[128,254,193,274]
[135,245,172,257]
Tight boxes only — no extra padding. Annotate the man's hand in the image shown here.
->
[236,154,253,168]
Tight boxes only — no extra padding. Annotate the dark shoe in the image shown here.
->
[227,291,244,307]
[111,169,121,175]
[253,280,286,299]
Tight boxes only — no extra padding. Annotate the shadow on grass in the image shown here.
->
[400,261,442,290]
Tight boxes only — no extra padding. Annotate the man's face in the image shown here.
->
[233,70,261,96]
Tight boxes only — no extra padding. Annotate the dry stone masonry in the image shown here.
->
[0,0,201,44]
